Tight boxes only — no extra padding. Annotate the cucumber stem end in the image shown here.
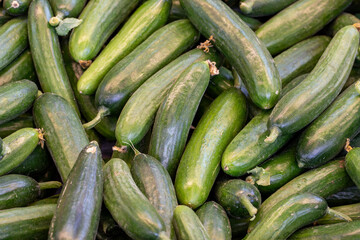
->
[264,126,280,143]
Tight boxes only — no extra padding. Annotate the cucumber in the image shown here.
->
[173,205,210,240]
[326,186,360,207]
[0,137,3,157]
[48,141,103,240]
[345,146,360,189]
[180,0,281,109]
[215,179,261,219]
[327,13,360,37]
[297,81,360,168]
[280,74,308,98]
[69,0,139,64]
[0,7,12,25]
[169,0,186,21]
[265,25,359,143]
[0,17,27,71]
[233,10,262,31]
[316,203,360,225]
[196,201,232,240]
[206,66,234,98]
[230,218,250,239]
[0,114,33,138]
[30,194,59,206]
[245,193,328,240]
[28,0,79,115]
[193,94,213,126]
[175,88,247,208]
[344,67,360,90]
[239,0,297,17]
[0,204,56,239]
[77,0,171,95]
[131,152,178,240]
[256,0,351,55]
[3,0,31,16]
[103,158,168,240]
[33,93,89,182]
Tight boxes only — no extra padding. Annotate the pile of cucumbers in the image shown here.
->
[2,0,360,239]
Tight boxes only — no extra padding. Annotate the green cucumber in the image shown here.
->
[0,137,3,157]
[239,0,297,17]
[233,10,262,31]
[215,179,261,219]
[103,158,168,240]
[0,114,33,138]
[345,146,360,189]
[173,205,210,240]
[230,218,250,239]
[327,13,360,36]
[28,0,79,115]
[180,0,281,109]
[3,0,32,16]
[131,152,178,240]
[0,204,56,239]
[69,0,139,64]
[326,186,360,207]
[196,201,232,240]
[175,88,247,208]
[0,17,27,71]
[30,194,59,206]
[256,0,351,55]
[316,203,360,225]
[33,93,89,182]
[77,0,171,95]
[49,141,103,240]
[0,8,12,25]
[169,0,186,21]
[344,67,360,90]
[265,25,359,143]
[245,193,328,240]
[206,66,234,98]
[280,74,308,98]
[193,94,213,126]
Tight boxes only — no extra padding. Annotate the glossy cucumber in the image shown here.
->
[327,13,360,36]
[131,152,178,240]
[0,17,27,71]
[280,74,308,98]
[69,0,139,63]
[193,94,213,126]
[345,147,360,189]
[0,204,56,239]
[173,205,210,240]
[316,203,360,225]
[103,158,168,240]
[266,25,359,143]
[175,88,247,209]
[326,186,360,207]
[33,93,89,182]
[0,114,33,138]
[245,193,328,240]
[180,0,281,109]
[206,66,234,98]
[196,201,232,240]
[77,0,171,95]
[169,0,186,21]
[28,0,79,115]
[233,10,262,31]
[256,0,351,55]
[0,8,12,25]
[239,0,297,17]
[3,0,32,16]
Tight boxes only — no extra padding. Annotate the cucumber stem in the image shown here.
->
[38,181,62,190]
[10,0,20,9]
[264,126,280,143]
[326,207,352,222]
[239,1,254,15]
[206,60,219,76]
[112,145,128,154]
[83,107,110,130]
[79,60,92,69]
[239,195,258,220]
[36,128,45,149]
[353,23,360,32]
[344,138,353,152]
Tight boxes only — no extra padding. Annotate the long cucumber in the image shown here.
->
[239,0,297,17]
[0,114,33,138]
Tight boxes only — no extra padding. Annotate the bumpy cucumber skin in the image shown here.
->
[0,114,33,138]
[33,93,89,182]
[0,17,27,71]
[0,7,12,25]
[69,0,139,62]
[245,193,328,240]
[345,148,360,189]
[256,0,351,55]
[180,0,281,110]
[96,19,199,115]
[175,88,247,209]
[316,203,360,225]
[49,0,87,18]
[239,0,297,17]
[3,0,32,16]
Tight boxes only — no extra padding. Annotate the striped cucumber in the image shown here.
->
[345,140,360,189]
[239,0,297,17]
[316,203,360,225]
[0,114,33,138]
[3,0,32,16]
[280,74,308,98]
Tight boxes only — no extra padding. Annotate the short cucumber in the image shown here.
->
[239,0,297,17]
[206,66,234,99]
[326,186,360,207]
[0,114,33,138]
[315,203,360,225]
[0,7,12,25]
[3,0,32,16]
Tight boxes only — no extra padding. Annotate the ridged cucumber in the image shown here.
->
[239,0,297,17]
[3,0,32,16]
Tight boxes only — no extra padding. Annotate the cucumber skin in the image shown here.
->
[180,0,281,110]
[280,74,308,98]
[103,158,167,240]
[239,0,297,17]
[326,186,360,207]
[327,13,360,37]
[316,203,360,225]
[0,8,12,25]
[233,10,262,31]
[48,0,87,18]
[0,204,56,239]
[33,93,89,182]
[95,19,200,115]
[0,80,38,125]
[28,0,79,115]
[0,174,39,210]
[345,148,360,189]
[3,0,32,16]
[69,0,139,62]
[245,193,328,240]
[256,0,352,55]
[175,88,247,209]
[0,17,27,71]
[206,66,234,98]
[268,25,359,136]
[0,114,33,138]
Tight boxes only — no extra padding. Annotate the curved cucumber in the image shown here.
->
[0,114,33,138]
[77,0,171,95]
[345,147,360,189]
[0,8,12,25]
[239,0,297,17]
[175,88,247,209]
[3,0,31,16]
[316,203,360,225]
[180,0,281,109]
[326,186,360,207]
[327,13,360,37]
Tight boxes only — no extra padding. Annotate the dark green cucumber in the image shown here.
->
[49,141,103,240]
[0,204,56,239]
[326,186,360,206]
[280,74,308,98]
[215,179,261,219]
[0,80,37,125]
[0,17,27,71]
[0,8,12,25]
[180,0,281,109]
[345,147,360,189]
[193,94,213,126]
[33,93,89,182]
[297,81,360,168]
[94,19,199,117]
[0,114,33,138]
[239,0,297,17]
[256,0,351,55]
[248,160,353,231]
[169,0,186,21]
[233,10,262,31]
[275,36,331,87]
[78,0,171,95]
[175,88,247,208]
[316,203,360,225]
[3,0,32,16]
[173,205,210,240]
[245,193,328,240]
[344,67,360,90]
[103,158,168,240]
[131,152,178,240]
[230,217,250,239]
[206,66,234,98]
[266,25,359,143]
[222,111,292,177]
[0,128,40,176]
[69,0,139,63]
[196,201,232,240]
[327,13,360,36]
